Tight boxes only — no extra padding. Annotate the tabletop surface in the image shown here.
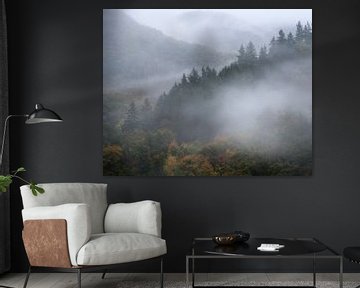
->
[190,237,340,257]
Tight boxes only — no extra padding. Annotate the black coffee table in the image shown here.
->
[186,237,343,288]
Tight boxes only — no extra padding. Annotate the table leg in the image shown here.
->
[192,246,195,288]
[186,257,189,288]
[339,257,343,288]
[192,257,195,288]
[313,254,316,287]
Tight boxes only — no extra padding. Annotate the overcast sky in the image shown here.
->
[124,9,312,48]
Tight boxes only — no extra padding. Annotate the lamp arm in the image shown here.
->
[0,114,28,169]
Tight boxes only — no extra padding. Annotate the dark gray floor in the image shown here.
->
[0,273,358,288]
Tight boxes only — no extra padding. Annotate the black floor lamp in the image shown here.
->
[0,103,63,167]
[0,103,62,288]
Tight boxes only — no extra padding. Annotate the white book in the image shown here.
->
[257,243,285,251]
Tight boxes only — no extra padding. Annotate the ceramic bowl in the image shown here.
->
[212,233,238,245]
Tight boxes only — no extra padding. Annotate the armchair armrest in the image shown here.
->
[104,200,162,237]
[22,203,91,266]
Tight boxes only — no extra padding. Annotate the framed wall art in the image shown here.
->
[103,9,312,176]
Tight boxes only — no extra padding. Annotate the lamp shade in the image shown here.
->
[25,104,63,124]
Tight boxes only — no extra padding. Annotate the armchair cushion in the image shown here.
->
[21,183,108,234]
[76,233,167,266]
[104,201,162,237]
[22,203,91,266]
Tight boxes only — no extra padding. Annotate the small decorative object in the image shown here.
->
[212,233,238,245]
[233,230,250,242]
[257,243,285,252]
[212,230,250,245]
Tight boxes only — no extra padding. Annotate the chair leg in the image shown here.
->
[160,257,164,288]
[23,266,31,288]
[101,270,107,279]
[77,269,81,288]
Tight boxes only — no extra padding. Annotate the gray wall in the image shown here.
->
[6,0,360,273]
[0,0,10,274]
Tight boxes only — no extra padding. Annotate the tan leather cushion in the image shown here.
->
[22,204,91,266]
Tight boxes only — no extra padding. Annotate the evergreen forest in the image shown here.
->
[103,21,312,176]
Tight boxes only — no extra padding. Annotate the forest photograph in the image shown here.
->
[103,9,312,176]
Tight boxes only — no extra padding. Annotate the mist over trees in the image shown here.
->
[104,21,312,176]
[103,10,232,92]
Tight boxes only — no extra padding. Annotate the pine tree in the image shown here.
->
[270,36,276,47]
[122,102,138,133]
[201,66,217,81]
[201,67,207,78]
[277,29,287,45]
[154,93,166,116]
[259,46,268,62]
[181,74,188,86]
[284,32,296,58]
[245,41,257,63]
[168,82,180,95]
[209,67,217,79]
[303,22,312,45]
[287,32,295,46]
[269,36,277,58]
[188,68,201,84]
[237,44,246,64]
[295,21,312,54]
[141,98,152,114]
[140,98,153,129]
[295,21,304,43]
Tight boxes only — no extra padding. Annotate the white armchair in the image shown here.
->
[20,183,166,288]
